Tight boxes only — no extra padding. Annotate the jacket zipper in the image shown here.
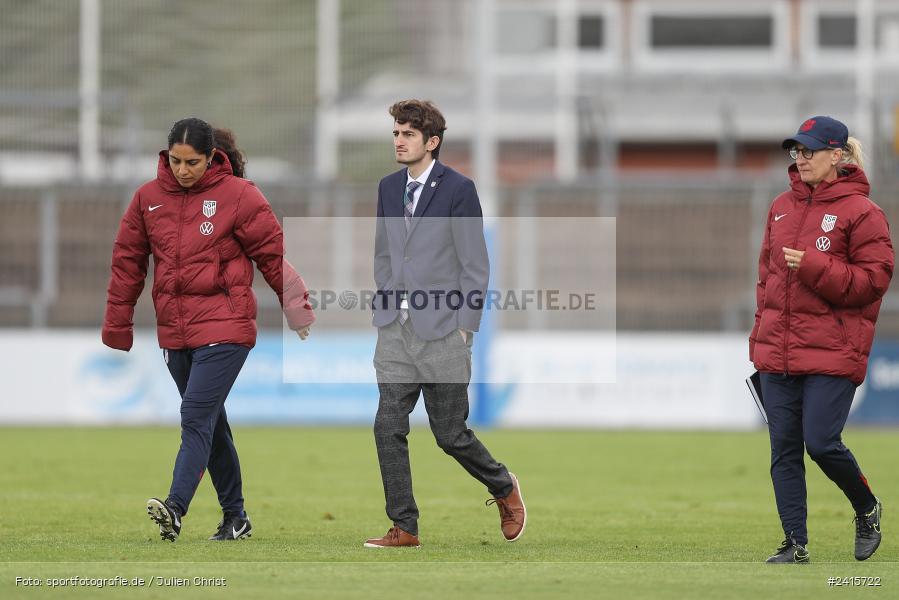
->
[175,190,187,345]
[783,195,813,375]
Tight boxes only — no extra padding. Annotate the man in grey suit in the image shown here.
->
[364,100,526,548]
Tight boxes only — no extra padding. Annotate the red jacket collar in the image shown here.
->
[156,148,234,193]
[787,163,870,202]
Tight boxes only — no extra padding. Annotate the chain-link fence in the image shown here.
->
[4,1,899,333]
[5,178,899,334]
[1,0,317,177]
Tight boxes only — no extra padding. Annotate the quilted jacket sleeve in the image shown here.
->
[233,182,315,330]
[749,205,773,362]
[101,192,150,351]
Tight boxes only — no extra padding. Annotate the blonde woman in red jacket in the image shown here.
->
[102,118,314,542]
[750,116,893,563]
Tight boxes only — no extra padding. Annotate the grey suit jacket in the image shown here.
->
[372,161,489,340]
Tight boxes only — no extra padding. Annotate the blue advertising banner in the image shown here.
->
[850,341,899,425]
[229,333,379,423]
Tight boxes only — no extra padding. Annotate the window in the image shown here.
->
[631,1,790,72]
[578,15,604,49]
[817,15,856,48]
[800,1,899,70]
[650,16,773,48]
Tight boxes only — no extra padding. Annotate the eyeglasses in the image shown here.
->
[789,147,816,160]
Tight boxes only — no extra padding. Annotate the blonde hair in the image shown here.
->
[840,136,866,170]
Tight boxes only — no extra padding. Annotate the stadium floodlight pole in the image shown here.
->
[78,0,101,181]
[472,0,497,424]
[315,0,339,181]
[855,0,875,180]
[473,0,497,219]
[555,0,578,182]
[35,190,58,328]
[314,0,349,293]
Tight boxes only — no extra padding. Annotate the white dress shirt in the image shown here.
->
[405,159,436,216]
[399,159,436,314]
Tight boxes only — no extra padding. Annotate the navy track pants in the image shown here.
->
[164,343,250,517]
[761,373,876,545]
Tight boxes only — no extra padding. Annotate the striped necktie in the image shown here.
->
[404,180,421,231]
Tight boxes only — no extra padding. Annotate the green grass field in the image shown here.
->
[2,427,897,598]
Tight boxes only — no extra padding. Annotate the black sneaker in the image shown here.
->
[766,538,810,563]
[147,497,182,542]
[208,513,252,541]
[855,499,882,561]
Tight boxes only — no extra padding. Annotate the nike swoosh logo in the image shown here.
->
[233,523,248,538]
[774,214,787,221]
[148,204,163,212]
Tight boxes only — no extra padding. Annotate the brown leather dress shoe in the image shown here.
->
[363,526,421,548]
[486,472,526,542]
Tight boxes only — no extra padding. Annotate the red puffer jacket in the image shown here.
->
[750,164,893,385]
[102,149,314,351]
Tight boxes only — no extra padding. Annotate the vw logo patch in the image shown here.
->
[816,236,831,251]
[200,221,214,236]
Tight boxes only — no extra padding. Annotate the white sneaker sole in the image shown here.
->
[210,535,253,541]
[210,527,253,541]
[363,542,421,548]
[146,498,179,542]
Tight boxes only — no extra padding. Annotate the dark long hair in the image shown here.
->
[167,117,247,178]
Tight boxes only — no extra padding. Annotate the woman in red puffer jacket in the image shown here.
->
[102,117,314,542]
[750,116,893,564]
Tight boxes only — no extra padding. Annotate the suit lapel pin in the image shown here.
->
[430,181,437,188]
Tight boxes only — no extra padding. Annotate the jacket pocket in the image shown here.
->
[214,247,235,313]
[835,312,849,347]
[227,286,255,319]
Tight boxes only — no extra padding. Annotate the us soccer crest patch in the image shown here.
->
[821,214,837,233]
[203,200,217,218]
